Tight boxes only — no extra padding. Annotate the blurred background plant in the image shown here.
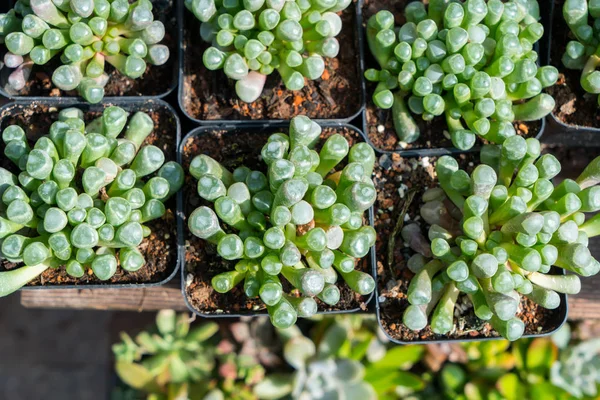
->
[112,311,600,400]
[112,310,267,400]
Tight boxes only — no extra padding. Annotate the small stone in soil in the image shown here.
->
[379,154,392,170]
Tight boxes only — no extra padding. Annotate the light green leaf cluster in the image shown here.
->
[185,0,351,102]
[188,116,376,329]
[562,0,600,105]
[0,0,170,103]
[366,0,557,149]
[0,106,183,296]
[403,136,600,341]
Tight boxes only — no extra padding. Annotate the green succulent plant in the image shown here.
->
[562,0,600,106]
[188,116,376,329]
[551,337,600,398]
[113,310,221,397]
[113,310,266,400]
[253,321,377,400]
[0,106,183,295]
[0,0,170,103]
[400,136,600,341]
[184,0,351,102]
[365,0,557,149]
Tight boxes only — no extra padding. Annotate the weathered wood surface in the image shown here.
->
[20,280,188,312]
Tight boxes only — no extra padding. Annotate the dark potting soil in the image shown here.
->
[0,0,176,98]
[182,126,372,315]
[361,0,542,152]
[181,4,362,121]
[547,0,600,128]
[372,153,561,341]
[0,103,178,285]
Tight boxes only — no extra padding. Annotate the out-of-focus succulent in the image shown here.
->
[184,0,351,102]
[0,0,170,103]
[551,338,600,398]
[365,0,557,149]
[401,136,600,340]
[562,0,600,106]
[113,310,220,395]
[0,106,183,295]
[188,116,376,329]
[253,322,377,399]
[114,310,265,400]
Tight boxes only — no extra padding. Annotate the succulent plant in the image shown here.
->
[113,310,221,395]
[551,338,600,399]
[184,0,351,102]
[562,0,600,106]
[0,106,183,295]
[187,116,376,329]
[0,0,170,103]
[114,310,266,400]
[365,0,557,149]
[401,135,600,341]
[253,322,377,400]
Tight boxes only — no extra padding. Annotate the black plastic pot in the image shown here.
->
[0,98,182,290]
[178,122,376,318]
[541,0,600,146]
[177,0,366,126]
[370,149,568,344]
[0,0,178,101]
[358,0,546,156]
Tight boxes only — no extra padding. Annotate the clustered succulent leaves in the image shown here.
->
[563,0,600,106]
[113,310,265,400]
[365,0,557,149]
[0,106,183,295]
[187,116,377,329]
[0,0,170,103]
[551,337,600,399]
[184,0,351,103]
[253,321,377,399]
[401,135,600,341]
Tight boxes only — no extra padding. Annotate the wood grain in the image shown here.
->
[20,280,189,312]
[567,270,600,321]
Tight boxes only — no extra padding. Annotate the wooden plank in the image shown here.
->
[20,281,188,312]
[568,274,600,320]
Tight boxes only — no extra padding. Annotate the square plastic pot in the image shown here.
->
[370,149,568,344]
[177,0,366,126]
[358,0,546,156]
[178,122,376,318]
[0,98,182,290]
[541,0,600,146]
[0,0,178,101]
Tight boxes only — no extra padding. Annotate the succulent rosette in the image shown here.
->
[366,0,557,149]
[0,0,170,103]
[562,0,600,106]
[0,106,183,296]
[185,0,351,102]
[187,116,377,329]
[402,135,600,340]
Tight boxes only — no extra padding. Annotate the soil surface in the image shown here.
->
[182,126,373,316]
[0,102,179,286]
[372,152,563,342]
[547,0,600,128]
[181,4,362,121]
[361,0,542,152]
[0,0,176,98]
